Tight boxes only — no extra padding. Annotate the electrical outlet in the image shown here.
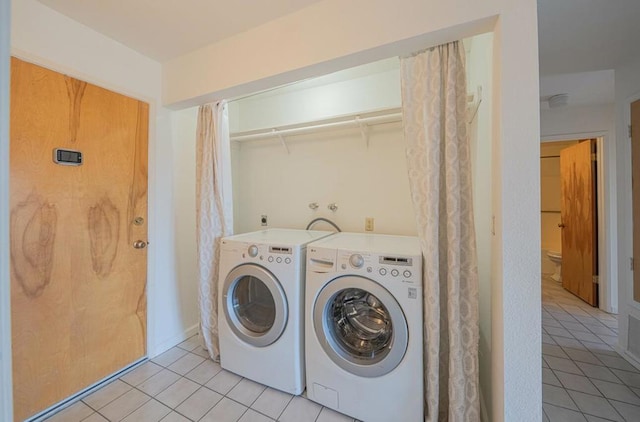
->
[365,217,374,232]
[261,215,268,226]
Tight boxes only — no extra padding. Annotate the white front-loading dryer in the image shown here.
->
[305,232,423,422]
[218,229,333,395]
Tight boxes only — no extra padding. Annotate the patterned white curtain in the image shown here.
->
[400,42,480,421]
[196,101,234,361]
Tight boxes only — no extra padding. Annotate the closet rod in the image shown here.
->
[230,110,402,142]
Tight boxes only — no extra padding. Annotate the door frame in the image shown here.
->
[1,0,13,421]
[620,92,640,364]
[541,132,616,313]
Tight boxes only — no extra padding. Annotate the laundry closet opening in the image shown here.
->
[226,41,491,237]
[172,31,495,417]
[228,57,414,235]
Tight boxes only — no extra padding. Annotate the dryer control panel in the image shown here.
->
[221,240,296,266]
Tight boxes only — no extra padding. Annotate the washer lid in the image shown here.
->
[313,275,409,377]
[223,264,288,347]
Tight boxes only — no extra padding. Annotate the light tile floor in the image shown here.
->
[542,276,640,421]
[44,335,357,422]
[43,275,640,422]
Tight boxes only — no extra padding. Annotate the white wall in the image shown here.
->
[10,0,198,362]
[490,5,540,420]
[615,57,640,363]
[233,122,416,235]
[466,32,494,421]
[1,0,13,420]
[541,104,615,137]
[163,0,498,108]
[169,108,200,338]
[229,59,416,236]
[230,60,401,133]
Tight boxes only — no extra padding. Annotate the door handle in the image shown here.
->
[558,223,566,228]
[133,240,148,249]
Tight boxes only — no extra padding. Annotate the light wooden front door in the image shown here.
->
[560,140,598,306]
[632,100,640,302]
[10,57,148,421]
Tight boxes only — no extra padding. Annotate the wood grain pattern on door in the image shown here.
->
[560,140,598,306]
[632,100,640,302]
[10,57,148,421]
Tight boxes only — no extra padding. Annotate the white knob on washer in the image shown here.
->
[248,245,259,257]
[349,254,364,268]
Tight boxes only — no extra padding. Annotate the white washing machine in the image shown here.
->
[218,228,334,394]
[305,232,423,422]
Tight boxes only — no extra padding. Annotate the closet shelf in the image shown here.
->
[229,85,481,147]
[229,108,402,143]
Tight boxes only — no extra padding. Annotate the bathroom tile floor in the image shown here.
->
[541,276,640,421]
[43,336,357,422]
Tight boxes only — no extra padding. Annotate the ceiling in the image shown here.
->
[539,70,614,109]
[538,0,640,76]
[37,0,324,61]
[537,0,640,108]
[36,0,640,108]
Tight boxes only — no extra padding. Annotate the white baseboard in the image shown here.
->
[616,344,640,372]
[148,324,199,358]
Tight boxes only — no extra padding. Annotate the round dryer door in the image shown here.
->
[313,275,408,377]
[223,264,288,347]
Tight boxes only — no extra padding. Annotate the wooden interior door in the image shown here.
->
[632,100,640,302]
[560,140,598,306]
[10,57,148,421]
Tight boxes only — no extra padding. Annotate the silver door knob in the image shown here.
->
[133,240,148,249]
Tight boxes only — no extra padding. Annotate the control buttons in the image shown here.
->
[366,267,372,273]
[349,254,364,268]
[379,268,387,276]
[285,257,291,264]
[403,270,412,278]
[248,245,259,257]
[268,256,274,263]
[391,269,399,277]
[341,264,347,270]
[276,257,282,263]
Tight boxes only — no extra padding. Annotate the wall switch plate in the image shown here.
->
[365,217,374,232]
[261,215,268,226]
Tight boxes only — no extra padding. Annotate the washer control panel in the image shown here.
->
[334,250,420,284]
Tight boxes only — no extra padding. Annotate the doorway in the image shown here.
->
[541,135,615,312]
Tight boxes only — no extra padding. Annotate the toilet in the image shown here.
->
[547,250,562,283]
